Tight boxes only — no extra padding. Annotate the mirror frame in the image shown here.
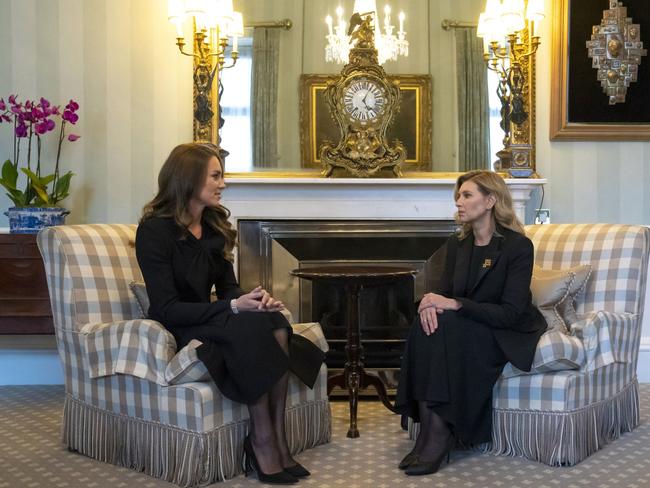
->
[298,73,433,171]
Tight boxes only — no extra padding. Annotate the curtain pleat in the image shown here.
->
[455,28,490,171]
[251,28,280,168]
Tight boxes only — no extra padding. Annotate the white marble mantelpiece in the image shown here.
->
[223,177,546,224]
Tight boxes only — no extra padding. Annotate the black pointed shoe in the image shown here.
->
[243,436,298,484]
[404,435,454,476]
[284,462,310,478]
[398,450,418,470]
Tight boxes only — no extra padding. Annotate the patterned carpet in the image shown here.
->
[1,386,650,488]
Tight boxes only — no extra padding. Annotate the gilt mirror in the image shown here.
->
[214,0,536,175]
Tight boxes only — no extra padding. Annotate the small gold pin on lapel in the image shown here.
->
[482,258,492,269]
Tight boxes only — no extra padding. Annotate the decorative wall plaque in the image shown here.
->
[586,0,647,105]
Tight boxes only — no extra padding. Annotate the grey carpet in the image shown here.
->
[1,385,650,488]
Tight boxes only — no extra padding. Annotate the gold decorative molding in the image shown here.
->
[550,0,650,140]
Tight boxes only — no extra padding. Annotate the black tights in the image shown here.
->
[413,401,453,462]
[247,328,296,474]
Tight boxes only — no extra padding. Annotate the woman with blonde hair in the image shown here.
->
[395,170,546,476]
[136,143,323,484]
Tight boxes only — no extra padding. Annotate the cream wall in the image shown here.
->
[0,0,193,226]
[0,0,649,226]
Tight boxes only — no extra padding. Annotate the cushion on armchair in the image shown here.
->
[531,264,592,333]
[129,281,149,318]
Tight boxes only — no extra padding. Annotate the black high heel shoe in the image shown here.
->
[404,434,455,476]
[398,450,418,470]
[243,436,298,484]
[284,462,310,478]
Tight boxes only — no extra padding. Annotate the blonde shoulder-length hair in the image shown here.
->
[454,170,525,239]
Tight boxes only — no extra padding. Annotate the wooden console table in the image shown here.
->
[291,265,417,438]
[0,233,54,334]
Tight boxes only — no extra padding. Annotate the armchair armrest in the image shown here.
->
[570,310,638,372]
[80,319,177,386]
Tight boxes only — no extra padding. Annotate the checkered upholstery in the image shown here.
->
[501,330,585,378]
[490,224,650,465]
[37,224,331,485]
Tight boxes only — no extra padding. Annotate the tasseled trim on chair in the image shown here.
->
[408,380,639,467]
[488,380,639,466]
[63,394,332,487]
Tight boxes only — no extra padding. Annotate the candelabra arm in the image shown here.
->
[221,53,239,70]
[176,39,199,58]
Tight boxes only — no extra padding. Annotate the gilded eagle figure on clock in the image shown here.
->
[320,12,406,177]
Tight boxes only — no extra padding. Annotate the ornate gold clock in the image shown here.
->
[320,14,406,177]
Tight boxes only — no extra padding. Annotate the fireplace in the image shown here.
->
[237,220,456,391]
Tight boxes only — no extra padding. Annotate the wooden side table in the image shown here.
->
[291,265,417,438]
[0,233,54,334]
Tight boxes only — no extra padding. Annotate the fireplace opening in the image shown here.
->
[238,220,456,389]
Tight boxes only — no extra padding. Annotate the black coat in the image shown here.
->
[135,216,324,403]
[437,227,546,371]
[135,216,244,331]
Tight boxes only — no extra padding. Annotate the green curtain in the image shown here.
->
[251,28,280,168]
[454,28,490,171]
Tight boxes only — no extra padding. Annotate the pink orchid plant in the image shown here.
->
[0,95,80,207]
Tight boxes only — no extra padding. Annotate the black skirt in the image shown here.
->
[169,311,325,404]
[395,310,507,445]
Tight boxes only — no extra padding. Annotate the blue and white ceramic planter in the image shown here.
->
[4,207,70,234]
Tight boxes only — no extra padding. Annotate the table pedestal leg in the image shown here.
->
[362,371,397,413]
[345,283,362,438]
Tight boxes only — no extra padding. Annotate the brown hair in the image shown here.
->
[140,142,237,260]
[454,170,525,239]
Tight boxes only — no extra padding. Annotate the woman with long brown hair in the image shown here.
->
[136,143,323,485]
[395,170,546,475]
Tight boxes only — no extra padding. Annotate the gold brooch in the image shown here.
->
[482,259,492,269]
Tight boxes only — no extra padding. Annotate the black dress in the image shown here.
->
[395,228,546,445]
[135,216,324,404]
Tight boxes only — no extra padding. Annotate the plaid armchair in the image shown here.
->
[411,224,650,466]
[37,224,331,486]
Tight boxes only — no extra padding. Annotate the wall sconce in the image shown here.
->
[168,0,244,145]
[477,0,544,177]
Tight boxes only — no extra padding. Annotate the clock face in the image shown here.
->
[343,79,385,121]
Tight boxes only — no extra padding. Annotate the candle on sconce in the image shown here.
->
[174,22,184,38]
[326,15,333,36]
[384,5,391,28]
[398,11,405,33]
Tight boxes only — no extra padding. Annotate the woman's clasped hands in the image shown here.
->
[418,293,461,336]
[233,286,285,312]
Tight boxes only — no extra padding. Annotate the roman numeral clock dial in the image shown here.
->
[343,80,385,122]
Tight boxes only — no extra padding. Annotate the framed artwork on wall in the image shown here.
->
[550,0,650,140]
[299,74,432,170]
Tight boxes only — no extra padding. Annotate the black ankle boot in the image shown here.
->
[243,436,298,484]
